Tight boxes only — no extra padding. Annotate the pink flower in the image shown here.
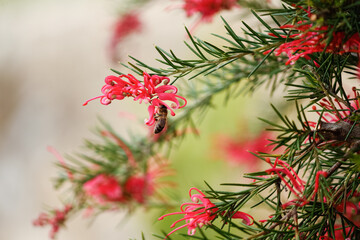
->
[321,222,356,240]
[265,158,330,209]
[308,87,360,128]
[82,159,172,206]
[83,72,187,128]
[83,174,124,204]
[183,0,238,22]
[109,12,142,62]
[215,131,274,170]
[267,21,360,65]
[33,205,72,239]
[123,158,174,204]
[334,197,360,232]
[158,187,253,238]
[124,175,154,203]
[265,158,308,208]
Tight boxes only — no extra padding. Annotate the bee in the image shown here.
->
[154,104,168,134]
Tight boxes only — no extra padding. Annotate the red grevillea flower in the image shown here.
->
[109,12,142,62]
[265,158,305,199]
[83,161,172,207]
[124,158,175,204]
[83,72,187,128]
[33,205,72,239]
[267,21,360,65]
[265,158,309,208]
[183,0,238,22]
[83,174,124,204]
[158,187,253,238]
[308,87,360,128]
[265,158,330,209]
[319,198,360,240]
[124,175,155,204]
[215,131,274,170]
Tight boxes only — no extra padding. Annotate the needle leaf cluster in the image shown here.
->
[49,1,360,239]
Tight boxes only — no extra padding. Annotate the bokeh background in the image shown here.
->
[0,0,275,239]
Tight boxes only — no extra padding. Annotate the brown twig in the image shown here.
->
[247,142,356,239]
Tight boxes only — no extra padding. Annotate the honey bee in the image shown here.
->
[154,104,168,134]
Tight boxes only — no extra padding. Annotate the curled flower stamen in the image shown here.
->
[307,88,360,129]
[83,95,103,106]
[265,158,310,208]
[158,187,253,239]
[266,20,360,65]
[84,72,187,130]
[265,158,305,198]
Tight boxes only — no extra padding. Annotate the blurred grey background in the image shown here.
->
[0,0,242,239]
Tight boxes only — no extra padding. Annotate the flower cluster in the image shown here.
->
[158,187,253,238]
[302,88,360,150]
[320,193,360,240]
[265,158,307,206]
[82,149,172,207]
[310,87,360,127]
[35,128,174,239]
[263,158,329,209]
[83,72,187,129]
[83,171,159,205]
[268,22,360,65]
[33,205,72,239]
[183,0,238,22]
[81,128,172,206]
[109,12,142,62]
[83,174,124,203]
[124,175,155,203]
[215,131,273,170]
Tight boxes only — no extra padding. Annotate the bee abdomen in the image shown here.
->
[154,118,166,134]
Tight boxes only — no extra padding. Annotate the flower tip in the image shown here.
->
[158,216,164,220]
[313,60,320,68]
[83,95,103,106]
[145,118,155,126]
[231,211,254,225]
